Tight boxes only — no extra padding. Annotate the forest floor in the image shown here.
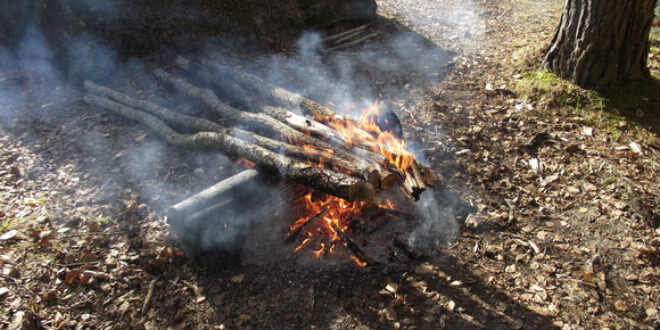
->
[1,0,659,329]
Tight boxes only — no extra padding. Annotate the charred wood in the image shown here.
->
[285,208,329,243]
[330,223,377,266]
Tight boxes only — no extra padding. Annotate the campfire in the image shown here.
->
[83,55,436,266]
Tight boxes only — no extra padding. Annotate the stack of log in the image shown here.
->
[83,56,435,205]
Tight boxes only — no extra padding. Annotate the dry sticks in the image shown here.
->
[83,58,433,201]
[84,83,374,202]
[178,56,435,199]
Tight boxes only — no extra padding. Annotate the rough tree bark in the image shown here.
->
[543,0,658,88]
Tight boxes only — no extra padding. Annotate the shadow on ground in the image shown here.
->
[599,76,660,135]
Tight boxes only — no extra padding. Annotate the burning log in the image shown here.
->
[330,222,377,266]
[83,94,376,202]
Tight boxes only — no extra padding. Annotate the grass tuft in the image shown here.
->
[514,69,659,135]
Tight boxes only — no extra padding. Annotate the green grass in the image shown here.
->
[514,69,659,135]
[514,70,605,110]
[0,219,13,233]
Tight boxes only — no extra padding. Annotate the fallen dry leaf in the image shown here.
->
[0,230,18,241]
[230,274,245,283]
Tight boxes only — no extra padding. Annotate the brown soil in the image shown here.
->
[1,1,658,329]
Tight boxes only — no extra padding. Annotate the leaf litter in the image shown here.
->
[0,0,659,329]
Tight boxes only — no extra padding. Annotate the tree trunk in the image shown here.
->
[543,0,658,88]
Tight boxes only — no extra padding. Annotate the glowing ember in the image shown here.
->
[289,189,394,265]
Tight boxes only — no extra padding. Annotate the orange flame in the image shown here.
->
[289,188,393,260]
[350,255,368,267]
[289,101,417,264]
[325,101,415,175]
[236,158,255,168]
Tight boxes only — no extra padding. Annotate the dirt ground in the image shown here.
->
[1,0,659,329]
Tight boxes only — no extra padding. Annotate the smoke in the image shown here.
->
[407,188,463,254]
[66,34,117,83]
[0,1,467,261]
[68,0,117,15]
[378,0,484,46]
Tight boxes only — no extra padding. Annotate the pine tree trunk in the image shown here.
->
[543,0,658,88]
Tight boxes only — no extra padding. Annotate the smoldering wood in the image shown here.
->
[330,222,377,265]
[85,82,404,201]
[84,94,376,202]
[88,64,431,200]
[172,59,404,188]
[176,57,432,197]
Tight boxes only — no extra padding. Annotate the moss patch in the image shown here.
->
[514,70,604,110]
[514,69,659,135]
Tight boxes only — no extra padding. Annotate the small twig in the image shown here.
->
[55,260,102,267]
[327,32,379,51]
[330,223,377,266]
[83,270,113,281]
[329,28,368,46]
[285,208,329,243]
[142,278,157,314]
[324,24,370,42]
